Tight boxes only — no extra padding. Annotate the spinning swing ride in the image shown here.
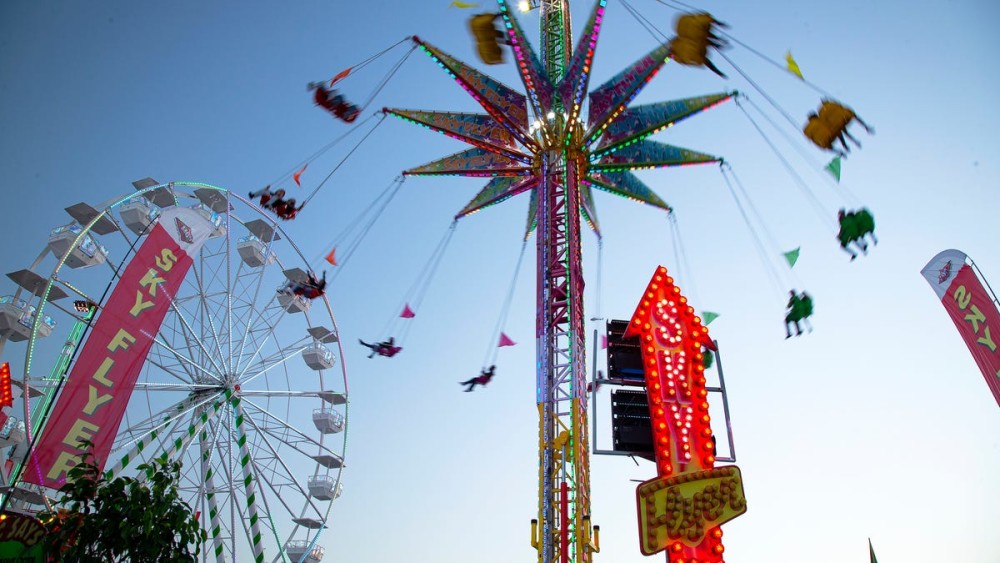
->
[384,0,743,560]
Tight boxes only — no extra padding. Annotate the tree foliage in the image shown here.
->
[39,447,206,562]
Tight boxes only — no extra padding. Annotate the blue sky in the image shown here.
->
[2,0,999,561]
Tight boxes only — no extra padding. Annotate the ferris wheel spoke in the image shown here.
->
[232,285,269,379]
[142,353,201,385]
[224,195,237,375]
[149,318,200,383]
[239,390,328,399]
[151,336,223,382]
[232,296,281,380]
[162,297,227,378]
[239,341,311,388]
[144,241,222,373]
[228,234,279,378]
[189,253,230,375]
[233,296,286,379]
[237,407,325,520]
[240,398,335,459]
[216,255,279,378]
[132,382,218,392]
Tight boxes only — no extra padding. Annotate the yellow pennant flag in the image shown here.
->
[785,51,804,80]
[449,0,479,7]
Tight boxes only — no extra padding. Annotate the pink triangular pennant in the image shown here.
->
[498,332,516,347]
[400,304,416,318]
[293,164,308,187]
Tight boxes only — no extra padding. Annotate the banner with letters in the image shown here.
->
[23,206,216,488]
[921,249,1000,409]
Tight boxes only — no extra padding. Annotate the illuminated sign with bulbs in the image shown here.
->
[625,266,746,559]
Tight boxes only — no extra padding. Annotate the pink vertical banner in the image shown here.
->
[921,249,1000,408]
[23,206,215,488]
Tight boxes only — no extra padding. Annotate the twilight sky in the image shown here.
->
[1,0,998,561]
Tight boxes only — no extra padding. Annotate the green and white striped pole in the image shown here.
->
[104,391,225,480]
[231,395,266,563]
[200,422,226,562]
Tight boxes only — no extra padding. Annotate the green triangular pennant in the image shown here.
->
[701,311,719,325]
[825,156,842,182]
[783,247,801,268]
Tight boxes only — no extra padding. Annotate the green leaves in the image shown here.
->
[39,443,206,562]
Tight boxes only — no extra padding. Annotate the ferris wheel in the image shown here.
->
[0,180,347,563]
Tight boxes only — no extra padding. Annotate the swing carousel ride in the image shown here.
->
[385,1,747,561]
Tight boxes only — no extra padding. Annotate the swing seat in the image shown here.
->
[476,40,504,65]
[470,14,505,65]
[818,101,856,131]
[675,13,716,39]
[854,208,875,235]
[668,37,708,67]
[338,103,361,122]
[804,117,836,150]
[294,285,324,300]
[377,345,402,357]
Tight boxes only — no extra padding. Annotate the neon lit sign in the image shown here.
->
[625,266,746,559]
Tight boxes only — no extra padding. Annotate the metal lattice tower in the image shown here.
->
[536,1,592,562]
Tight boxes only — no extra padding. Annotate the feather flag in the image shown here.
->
[293,164,308,187]
[783,247,801,268]
[329,67,352,86]
[701,311,720,325]
[825,156,842,182]
[449,0,479,7]
[785,51,804,80]
[325,248,337,266]
[498,332,516,347]
[400,304,416,318]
